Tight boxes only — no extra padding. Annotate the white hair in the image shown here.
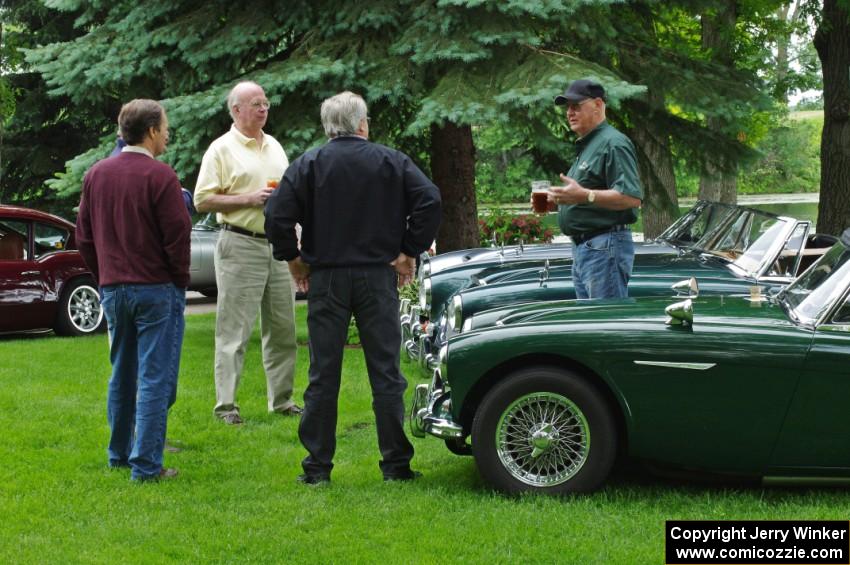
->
[227,81,263,120]
[320,91,367,138]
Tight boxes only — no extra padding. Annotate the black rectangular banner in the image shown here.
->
[666,521,849,564]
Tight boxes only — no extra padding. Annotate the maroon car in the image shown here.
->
[0,204,105,336]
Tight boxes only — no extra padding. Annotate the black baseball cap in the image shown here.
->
[554,79,606,105]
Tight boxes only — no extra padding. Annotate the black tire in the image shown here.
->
[199,288,218,298]
[54,279,106,336]
[471,366,616,495]
[445,437,473,456]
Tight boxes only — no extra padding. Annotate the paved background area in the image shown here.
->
[185,291,217,315]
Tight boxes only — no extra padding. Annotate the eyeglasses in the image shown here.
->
[565,99,594,113]
[240,100,271,110]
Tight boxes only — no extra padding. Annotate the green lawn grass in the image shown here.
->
[2,307,850,564]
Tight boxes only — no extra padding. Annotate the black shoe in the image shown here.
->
[383,470,422,482]
[219,413,244,425]
[296,473,330,486]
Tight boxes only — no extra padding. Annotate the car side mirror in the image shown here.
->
[665,299,693,326]
[671,277,699,298]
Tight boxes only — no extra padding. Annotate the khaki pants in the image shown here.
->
[213,230,297,416]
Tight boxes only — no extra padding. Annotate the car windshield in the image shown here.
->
[693,207,789,270]
[657,201,738,247]
[782,241,850,325]
[729,216,789,274]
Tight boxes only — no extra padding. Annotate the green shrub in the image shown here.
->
[478,211,555,247]
[400,278,420,304]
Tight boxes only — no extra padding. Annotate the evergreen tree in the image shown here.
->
[22,0,642,250]
[17,0,805,244]
[0,0,105,215]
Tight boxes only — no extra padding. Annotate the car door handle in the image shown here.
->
[21,270,41,276]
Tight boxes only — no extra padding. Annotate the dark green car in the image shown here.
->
[406,204,836,376]
[409,229,850,495]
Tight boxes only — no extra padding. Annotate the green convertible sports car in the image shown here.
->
[409,228,850,495]
[405,203,836,378]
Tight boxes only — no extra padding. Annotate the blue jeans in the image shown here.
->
[573,229,635,299]
[100,283,185,480]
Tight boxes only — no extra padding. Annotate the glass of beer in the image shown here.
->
[531,180,551,214]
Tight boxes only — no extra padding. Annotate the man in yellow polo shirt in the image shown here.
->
[194,81,299,424]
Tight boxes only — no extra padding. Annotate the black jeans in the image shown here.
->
[299,265,414,478]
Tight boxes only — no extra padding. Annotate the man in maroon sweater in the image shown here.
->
[76,99,191,481]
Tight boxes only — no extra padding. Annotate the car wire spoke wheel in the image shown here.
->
[472,367,616,494]
[68,284,103,332]
[496,392,589,487]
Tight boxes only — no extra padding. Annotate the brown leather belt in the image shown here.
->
[222,224,266,239]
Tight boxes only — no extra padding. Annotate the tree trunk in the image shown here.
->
[774,1,804,104]
[623,104,679,239]
[699,156,737,204]
[699,1,739,204]
[814,0,850,236]
[430,122,478,252]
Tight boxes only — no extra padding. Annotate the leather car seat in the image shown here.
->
[0,231,26,260]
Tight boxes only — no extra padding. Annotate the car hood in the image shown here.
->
[476,249,736,287]
[467,292,791,333]
[428,239,677,279]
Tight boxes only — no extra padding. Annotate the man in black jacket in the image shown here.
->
[265,91,441,485]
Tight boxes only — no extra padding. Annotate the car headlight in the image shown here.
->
[419,277,432,315]
[439,342,449,383]
[417,255,431,284]
[446,294,463,333]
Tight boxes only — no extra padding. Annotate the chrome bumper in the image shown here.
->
[400,300,425,359]
[409,368,463,440]
[403,336,441,383]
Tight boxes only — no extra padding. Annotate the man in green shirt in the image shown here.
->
[548,79,643,298]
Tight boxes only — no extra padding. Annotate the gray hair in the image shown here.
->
[227,81,263,120]
[320,91,367,138]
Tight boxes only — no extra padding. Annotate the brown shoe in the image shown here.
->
[135,467,178,482]
[220,413,244,425]
[278,404,303,417]
[158,467,179,480]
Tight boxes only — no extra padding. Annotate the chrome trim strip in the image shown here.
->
[633,360,716,370]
